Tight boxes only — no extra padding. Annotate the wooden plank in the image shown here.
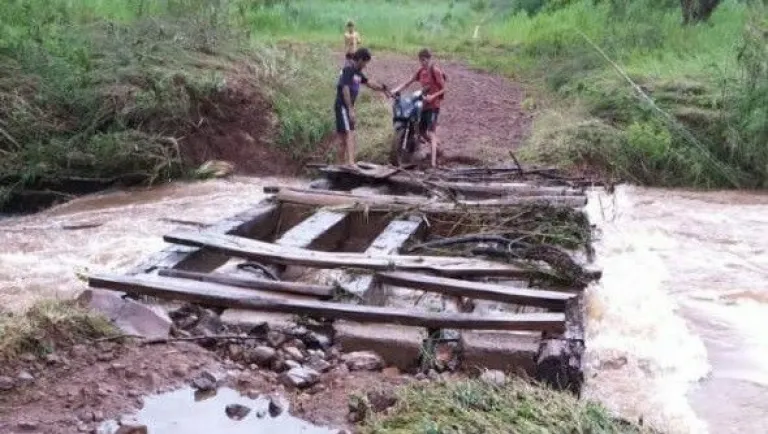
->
[87,273,565,332]
[274,187,587,210]
[126,203,278,275]
[342,217,424,298]
[386,176,585,198]
[274,209,348,250]
[376,272,575,310]
[156,268,333,299]
[163,230,550,279]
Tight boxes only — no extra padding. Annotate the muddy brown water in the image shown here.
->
[2,178,768,433]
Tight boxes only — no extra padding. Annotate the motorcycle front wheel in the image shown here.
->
[389,127,412,167]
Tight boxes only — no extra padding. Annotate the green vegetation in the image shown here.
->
[242,0,765,188]
[0,0,338,211]
[0,299,114,360]
[361,377,649,434]
[2,0,765,212]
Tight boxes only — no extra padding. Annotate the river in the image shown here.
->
[1,179,767,433]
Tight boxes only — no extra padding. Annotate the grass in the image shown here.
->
[0,299,114,361]
[0,0,338,212]
[239,0,767,189]
[360,377,650,434]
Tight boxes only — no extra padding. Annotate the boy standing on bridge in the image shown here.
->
[335,48,390,166]
[392,48,446,168]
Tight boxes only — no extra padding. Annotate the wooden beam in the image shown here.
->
[385,176,585,199]
[87,273,565,332]
[274,187,587,210]
[274,209,348,250]
[162,230,550,279]
[156,268,333,299]
[126,203,278,275]
[376,272,574,310]
[342,217,424,299]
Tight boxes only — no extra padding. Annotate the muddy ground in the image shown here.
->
[363,53,533,165]
[0,339,414,433]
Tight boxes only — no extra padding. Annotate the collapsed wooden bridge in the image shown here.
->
[88,163,600,395]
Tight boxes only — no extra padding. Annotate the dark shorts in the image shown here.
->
[345,52,353,59]
[420,109,440,133]
[335,103,355,134]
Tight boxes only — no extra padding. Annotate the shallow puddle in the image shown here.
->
[99,387,338,434]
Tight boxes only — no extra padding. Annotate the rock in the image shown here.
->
[270,358,287,373]
[17,371,34,384]
[266,331,287,348]
[283,346,305,362]
[306,355,332,373]
[268,394,289,417]
[284,360,302,370]
[280,367,320,389]
[433,341,461,372]
[225,403,252,420]
[342,351,383,371]
[0,376,16,391]
[44,353,62,365]
[366,389,398,413]
[286,338,306,352]
[16,421,38,431]
[480,369,506,387]
[191,371,218,391]
[227,344,244,361]
[427,369,440,381]
[382,366,401,378]
[244,346,277,366]
[77,289,172,339]
[305,332,332,350]
[115,424,148,434]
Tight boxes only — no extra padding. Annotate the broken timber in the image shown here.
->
[156,268,333,299]
[376,272,575,310]
[273,187,588,210]
[88,273,565,332]
[87,162,596,396]
[163,230,553,279]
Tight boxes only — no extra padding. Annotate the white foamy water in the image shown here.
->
[0,176,301,311]
[584,185,768,434]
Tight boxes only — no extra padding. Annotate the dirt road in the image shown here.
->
[364,53,533,165]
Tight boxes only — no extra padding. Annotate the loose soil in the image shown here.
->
[363,53,534,165]
[0,341,412,433]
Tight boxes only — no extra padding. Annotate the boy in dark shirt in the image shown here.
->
[334,48,390,166]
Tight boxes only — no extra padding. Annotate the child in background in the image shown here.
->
[344,20,361,61]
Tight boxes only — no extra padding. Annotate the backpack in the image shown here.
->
[429,65,447,101]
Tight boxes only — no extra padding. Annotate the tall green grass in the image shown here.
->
[0,0,337,211]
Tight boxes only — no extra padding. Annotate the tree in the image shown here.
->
[681,0,723,24]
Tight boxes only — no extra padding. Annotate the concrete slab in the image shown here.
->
[334,320,426,372]
[461,331,540,375]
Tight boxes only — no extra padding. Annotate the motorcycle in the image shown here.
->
[389,89,428,167]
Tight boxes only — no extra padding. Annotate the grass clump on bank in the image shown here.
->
[0,300,114,361]
[361,378,649,434]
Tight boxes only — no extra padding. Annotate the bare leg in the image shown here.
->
[337,132,347,165]
[428,130,438,168]
[345,130,357,166]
